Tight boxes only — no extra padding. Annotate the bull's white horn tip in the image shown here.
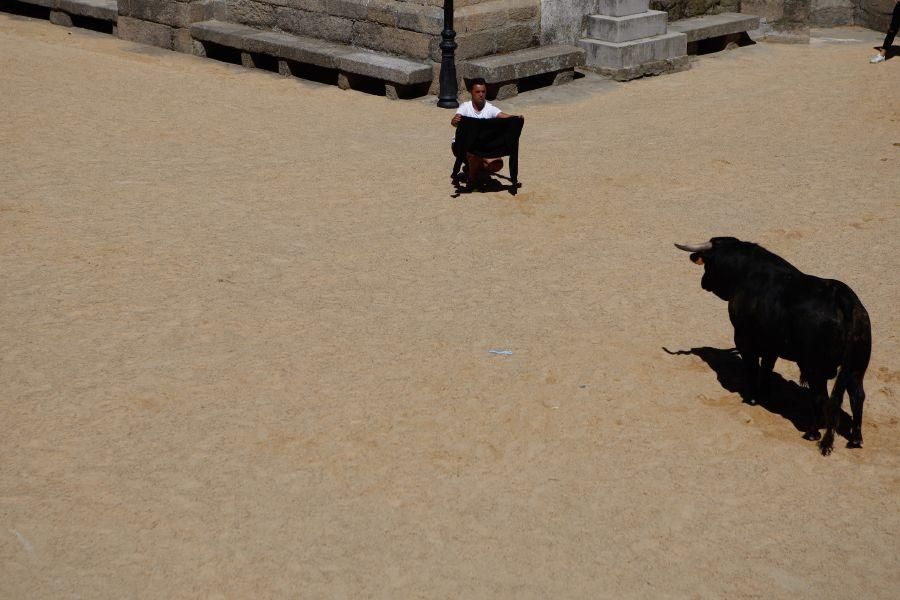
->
[674,241,713,252]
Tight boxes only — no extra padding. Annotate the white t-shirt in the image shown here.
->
[456,100,501,119]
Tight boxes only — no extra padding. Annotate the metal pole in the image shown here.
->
[437,0,458,108]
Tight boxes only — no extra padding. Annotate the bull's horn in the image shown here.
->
[674,241,713,252]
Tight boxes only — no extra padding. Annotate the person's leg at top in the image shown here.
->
[871,2,900,62]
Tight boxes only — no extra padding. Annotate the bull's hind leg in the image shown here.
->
[847,375,865,449]
[815,378,837,456]
[743,356,760,405]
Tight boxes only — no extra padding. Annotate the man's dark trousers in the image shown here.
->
[882,2,900,55]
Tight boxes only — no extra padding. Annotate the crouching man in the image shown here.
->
[451,78,520,188]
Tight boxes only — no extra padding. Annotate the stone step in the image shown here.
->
[9,0,116,21]
[59,0,115,20]
[667,12,761,43]
[595,0,650,18]
[459,44,586,100]
[190,19,432,95]
[584,11,668,43]
[578,31,687,69]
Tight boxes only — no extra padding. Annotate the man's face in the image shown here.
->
[470,84,487,109]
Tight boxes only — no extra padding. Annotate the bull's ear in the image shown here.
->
[689,252,704,265]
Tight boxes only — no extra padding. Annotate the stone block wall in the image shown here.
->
[116,0,540,61]
[540,0,739,44]
[810,0,854,25]
[115,0,896,61]
[118,0,225,51]
[541,0,893,46]
[454,0,541,59]
[220,0,539,61]
[648,0,879,26]
[741,0,893,29]
[856,0,896,30]
[540,0,597,44]
[649,0,739,21]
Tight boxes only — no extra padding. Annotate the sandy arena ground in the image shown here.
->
[1,12,899,598]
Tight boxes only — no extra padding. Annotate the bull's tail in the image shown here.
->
[829,368,848,407]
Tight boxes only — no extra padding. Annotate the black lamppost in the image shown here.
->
[437,1,458,108]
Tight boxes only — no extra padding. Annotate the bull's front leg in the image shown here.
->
[802,377,825,443]
[757,353,777,403]
[735,331,760,405]
[734,327,759,404]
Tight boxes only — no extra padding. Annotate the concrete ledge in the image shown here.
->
[59,0,115,20]
[333,50,429,86]
[8,0,116,20]
[667,12,761,44]
[9,0,55,8]
[460,44,585,82]
[190,19,432,90]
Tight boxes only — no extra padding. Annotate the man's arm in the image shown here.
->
[451,114,462,127]
[497,112,521,119]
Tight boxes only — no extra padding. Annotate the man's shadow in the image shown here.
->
[451,171,521,197]
[663,346,852,440]
[874,44,898,60]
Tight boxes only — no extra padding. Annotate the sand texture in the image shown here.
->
[2,14,899,599]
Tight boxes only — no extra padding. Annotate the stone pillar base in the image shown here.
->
[583,55,691,82]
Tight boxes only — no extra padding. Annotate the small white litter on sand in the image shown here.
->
[11,529,34,555]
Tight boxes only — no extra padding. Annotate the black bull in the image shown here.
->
[676,237,871,455]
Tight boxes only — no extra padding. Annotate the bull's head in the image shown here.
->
[675,236,745,301]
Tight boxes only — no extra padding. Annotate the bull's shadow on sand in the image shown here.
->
[664,346,853,442]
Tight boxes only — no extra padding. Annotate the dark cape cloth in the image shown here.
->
[452,116,525,189]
